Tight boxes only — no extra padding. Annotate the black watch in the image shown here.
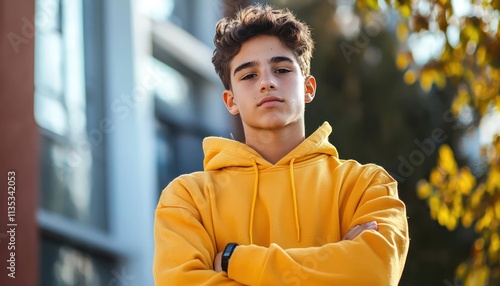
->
[221,242,238,272]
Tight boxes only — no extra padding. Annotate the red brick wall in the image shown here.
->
[0,0,39,285]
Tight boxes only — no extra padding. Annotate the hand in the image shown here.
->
[342,221,378,240]
[214,251,223,272]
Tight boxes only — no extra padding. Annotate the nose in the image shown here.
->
[259,71,276,92]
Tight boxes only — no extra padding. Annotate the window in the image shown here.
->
[35,0,115,284]
[140,0,195,34]
[140,0,221,45]
[40,239,115,286]
[152,57,195,122]
[35,0,106,230]
[150,58,207,191]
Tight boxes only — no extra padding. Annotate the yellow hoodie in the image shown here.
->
[154,122,409,285]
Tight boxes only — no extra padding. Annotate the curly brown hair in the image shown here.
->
[212,4,314,90]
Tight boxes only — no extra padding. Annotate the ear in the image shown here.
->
[223,90,239,115]
[304,75,317,103]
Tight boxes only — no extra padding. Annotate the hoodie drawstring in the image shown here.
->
[249,158,301,244]
[249,159,259,244]
[289,158,301,242]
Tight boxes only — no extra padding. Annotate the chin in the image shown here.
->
[243,114,302,130]
[261,118,299,131]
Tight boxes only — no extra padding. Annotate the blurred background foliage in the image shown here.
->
[265,0,499,285]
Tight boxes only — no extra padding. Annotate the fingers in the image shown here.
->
[214,252,223,272]
[342,221,378,241]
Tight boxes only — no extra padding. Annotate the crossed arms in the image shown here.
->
[213,221,379,272]
[153,175,409,285]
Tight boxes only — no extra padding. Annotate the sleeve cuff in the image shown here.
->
[228,244,268,285]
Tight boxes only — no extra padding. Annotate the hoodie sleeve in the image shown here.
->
[153,177,244,285]
[227,167,409,286]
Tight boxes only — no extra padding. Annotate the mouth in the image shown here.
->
[257,96,284,107]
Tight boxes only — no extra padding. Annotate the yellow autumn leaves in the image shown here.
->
[417,145,477,231]
[418,138,500,285]
[395,40,500,109]
[417,140,500,230]
[353,0,500,284]
[389,0,500,116]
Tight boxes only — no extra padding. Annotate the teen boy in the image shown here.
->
[154,4,409,285]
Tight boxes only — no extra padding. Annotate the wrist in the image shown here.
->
[221,242,238,273]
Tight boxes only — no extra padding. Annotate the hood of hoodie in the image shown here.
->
[203,122,338,171]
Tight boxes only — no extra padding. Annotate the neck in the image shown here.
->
[243,122,306,164]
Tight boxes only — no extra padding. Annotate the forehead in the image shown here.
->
[230,35,298,71]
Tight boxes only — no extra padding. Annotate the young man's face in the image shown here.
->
[223,35,316,132]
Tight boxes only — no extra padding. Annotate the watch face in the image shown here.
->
[224,243,237,256]
[223,248,232,256]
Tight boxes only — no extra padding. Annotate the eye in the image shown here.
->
[241,73,256,80]
[275,68,291,74]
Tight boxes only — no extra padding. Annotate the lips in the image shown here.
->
[257,96,284,106]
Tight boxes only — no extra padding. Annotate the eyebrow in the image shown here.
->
[270,56,294,65]
[233,56,294,76]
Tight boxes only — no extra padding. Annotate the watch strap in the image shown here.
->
[221,242,238,272]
